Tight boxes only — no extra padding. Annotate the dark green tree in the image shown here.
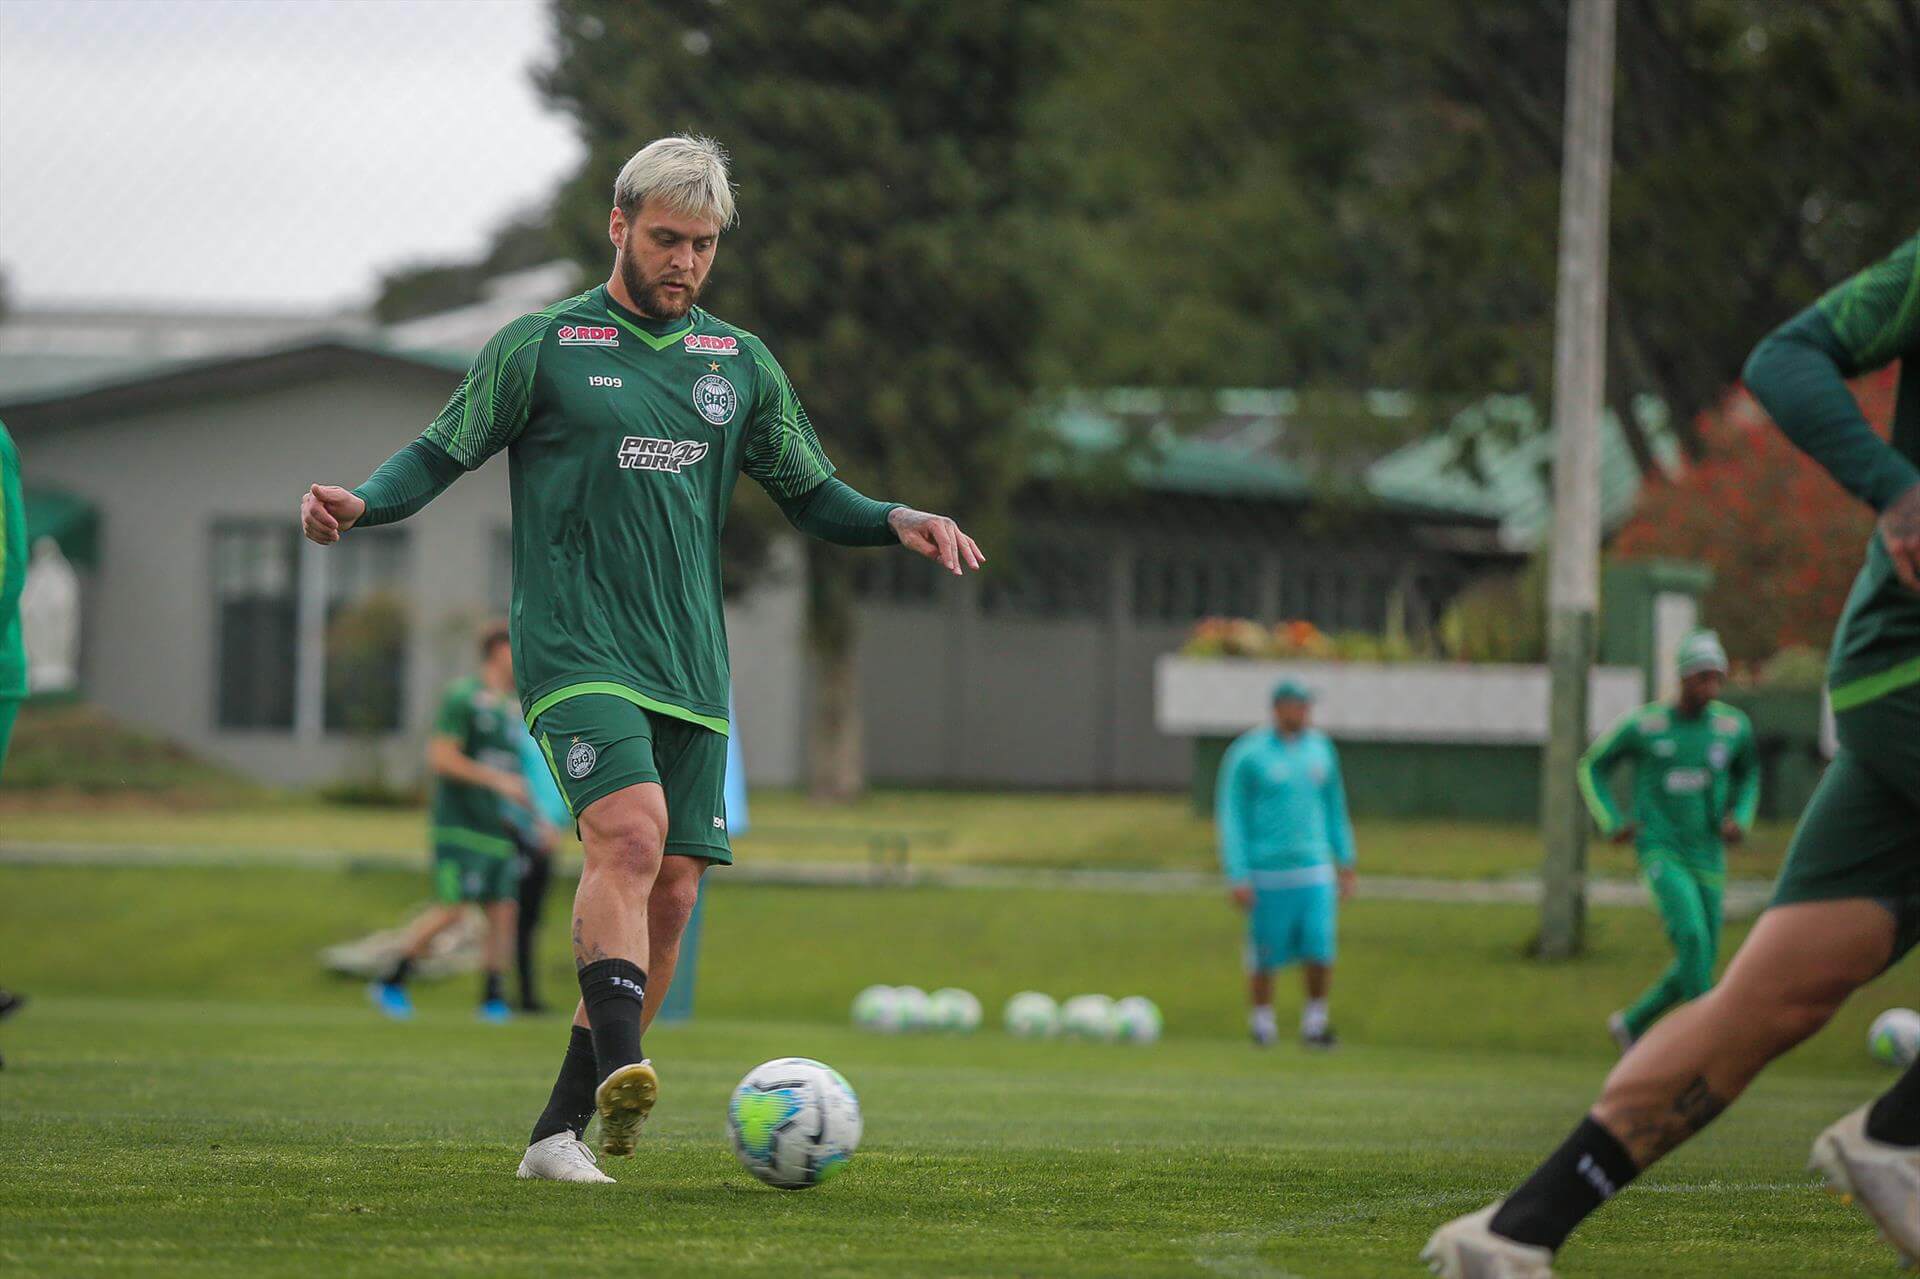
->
[540,0,1057,799]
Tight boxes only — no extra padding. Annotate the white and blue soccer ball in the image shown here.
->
[1869,1009,1920,1066]
[1113,995,1163,1044]
[1004,991,1060,1038]
[851,984,901,1033]
[727,1057,863,1190]
[929,987,982,1033]
[1061,993,1118,1041]
[892,985,933,1032]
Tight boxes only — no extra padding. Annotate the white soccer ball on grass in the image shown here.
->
[928,987,982,1033]
[1003,990,1060,1039]
[727,1057,862,1189]
[892,985,933,1032]
[851,984,901,1033]
[1060,993,1118,1041]
[1112,995,1163,1044]
[1869,1008,1920,1066]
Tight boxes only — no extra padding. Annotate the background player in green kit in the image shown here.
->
[370,622,530,1024]
[1426,231,1920,1277]
[0,418,26,779]
[1577,631,1757,1052]
[300,136,983,1184]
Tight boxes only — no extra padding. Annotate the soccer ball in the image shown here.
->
[928,987,982,1033]
[892,985,932,1031]
[1112,995,1163,1044]
[851,984,900,1033]
[727,1057,863,1189]
[1004,991,1059,1038]
[1061,993,1118,1041]
[1869,1009,1920,1066]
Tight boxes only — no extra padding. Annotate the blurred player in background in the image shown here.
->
[1577,630,1758,1051]
[0,418,27,1064]
[1426,230,1920,1277]
[505,714,570,1014]
[370,622,529,1024]
[302,135,982,1183]
[1216,680,1356,1050]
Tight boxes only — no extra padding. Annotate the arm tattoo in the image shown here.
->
[571,916,609,970]
[1618,1074,1729,1164]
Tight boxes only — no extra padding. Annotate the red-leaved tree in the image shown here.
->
[1612,367,1897,664]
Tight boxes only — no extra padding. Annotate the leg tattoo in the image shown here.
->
[1619,1074,1729,1163]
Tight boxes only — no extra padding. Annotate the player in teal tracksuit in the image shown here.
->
[1215,680,1357,1049]
[1577,631,1759,1050]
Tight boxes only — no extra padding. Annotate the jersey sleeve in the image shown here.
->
[1322,741,1356,868]
[1576,711,1639,837]
[433,684,473,741]
[1214,736,1255,882]
[1743,233,1920,511]
[739,338,838,501]
[422,312,550,470]
[1727,715,1762,832]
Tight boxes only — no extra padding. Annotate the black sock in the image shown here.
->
[1489,1116,1640,1252]
[577,958,646,1079]
[528,1025,600,1144]
[482,970,505,1006]
[1867,1057,1920,1145]
[383,954,414,987]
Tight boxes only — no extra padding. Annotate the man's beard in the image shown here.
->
[619,246,702,319]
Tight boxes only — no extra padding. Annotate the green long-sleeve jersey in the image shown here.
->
[1577,700,1759,870]
[0,419,27,700]
[1743,231,1920,709]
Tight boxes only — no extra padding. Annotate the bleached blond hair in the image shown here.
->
[613,135,737,228]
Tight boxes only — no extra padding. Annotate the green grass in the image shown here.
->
[3,860,1917,1277]
[0,786,1799,883]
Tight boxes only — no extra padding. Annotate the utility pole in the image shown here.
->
[1539,0,1616,960]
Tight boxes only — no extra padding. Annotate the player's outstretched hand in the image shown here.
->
[301,484,366,545]
[1337,866,1357,902]
[887,507,985,576]
[1880,482,1920,594]
[1720,818,1745,844]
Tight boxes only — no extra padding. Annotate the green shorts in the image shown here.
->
[432,832,520,904]
[1771,685,1920,957]
[530,692,733,864]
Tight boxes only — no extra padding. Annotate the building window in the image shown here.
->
[323,531,412,734]
[212,523,300,729]
[981,544,1110,619]
[1278,559,1396,631]
[1131,550,1256,623]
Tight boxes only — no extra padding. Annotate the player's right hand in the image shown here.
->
[301,483,365,545]
[1230,883,1254,910]
[1610,824,1637,845]
[495,774,531,809]
[1880,482,1920,594]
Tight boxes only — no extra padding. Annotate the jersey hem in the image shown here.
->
[523,678,730,737]
[432,825,516,858]
[1831,654,1920,712]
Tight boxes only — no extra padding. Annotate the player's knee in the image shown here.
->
[650,862,703,939]
[580,808,666,884]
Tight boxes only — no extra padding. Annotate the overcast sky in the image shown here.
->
[0,0,584,312]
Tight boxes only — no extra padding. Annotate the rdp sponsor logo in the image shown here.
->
[617,436,710,473]
[683,333,739,356]
[558,324,620,346]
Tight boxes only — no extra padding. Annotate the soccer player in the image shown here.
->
[300,136,982,1184]
[1216,680,1357,1050]
[1577,630,1758,1052]
[1424,229,1920,1276]
[505,711,571,1014]
[370,621,529,1023]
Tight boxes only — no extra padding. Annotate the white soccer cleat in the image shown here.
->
[1421,1204,1556,1278]
[516,1130,615,1184]
[595,1059,659,1158]
[1810,1103,1920,1266]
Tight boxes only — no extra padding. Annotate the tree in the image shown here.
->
[540,0,1057,799]
[1611,369,1893,661]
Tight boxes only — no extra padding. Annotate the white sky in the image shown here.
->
[0,0,584,312]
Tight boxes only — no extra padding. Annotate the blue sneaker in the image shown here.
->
[478,998,512,1024]
[369,982,413,1021]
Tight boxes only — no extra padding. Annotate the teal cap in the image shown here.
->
[1271,679,1314,704]
[1676,630,1728,678]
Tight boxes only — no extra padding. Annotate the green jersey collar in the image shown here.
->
[597,285,696,350]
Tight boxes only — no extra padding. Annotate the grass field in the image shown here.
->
[4,858,1917,1277]
[0,787,1800,883]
